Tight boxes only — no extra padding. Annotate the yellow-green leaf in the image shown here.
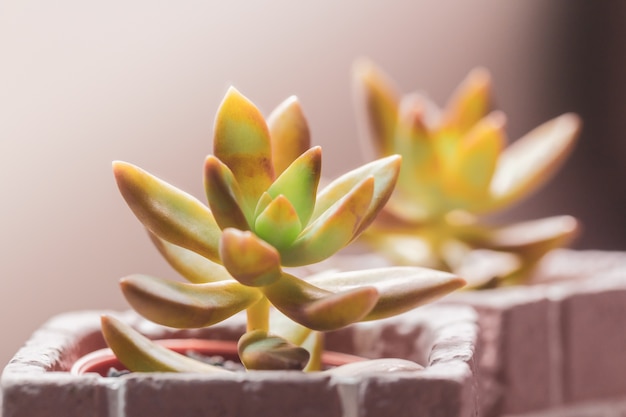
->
[353,59,400,156]
[204,155,250,230]
[440,67,491,136]
[395,95,433,168]
[120,274,261,328]
[213,87,274,212]
[263,272,379,331]
[149,232,233,283]
[219,228,282,287]
[237,330,309,371]
[393,94,440,215]
[441,111,505,210]
[470,215,579,258]
[313,155,401,225]
[113,161,221,262]
[281,176,374,266]
[267,96,311,176]
[101,315,228,373]
[309,266,465,321]
[489,113,581,211]
[266,146,321,226]
[354,157,401,238]
[253,192,273,220]
[254,195,302,250]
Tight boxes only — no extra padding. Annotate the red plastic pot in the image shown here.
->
[71,338,367,376]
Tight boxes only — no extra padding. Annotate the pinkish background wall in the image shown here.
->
[0,1,624,367]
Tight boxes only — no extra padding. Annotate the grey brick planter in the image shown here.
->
[1,304,479,417]
[446,249,626,417]
[299,248,626,417]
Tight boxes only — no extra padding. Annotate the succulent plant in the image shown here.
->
[102,87,465,373]
[352,60,581,288]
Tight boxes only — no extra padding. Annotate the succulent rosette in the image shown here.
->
[102,87,465,373]
[353,60,581,287]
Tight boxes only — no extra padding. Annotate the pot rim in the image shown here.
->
[71,338,366,376]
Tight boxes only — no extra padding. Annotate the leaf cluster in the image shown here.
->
[102,87,465,373]
[353,60,581,287]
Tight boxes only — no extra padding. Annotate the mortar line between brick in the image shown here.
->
[106,379,125,417]
[336,380,358,417]
[546,295,563,407]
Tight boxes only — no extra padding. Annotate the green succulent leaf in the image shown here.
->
[120,274,262,328]
[440,67,491,136]
[468,215,579,258]
[488,113,581,211]
[387,95,442,221]
[262,272,379,331]
[309,267,466,321]
[101,315,228,373]
[220,228,282,287]
[237,330,310,371]
[442,111,505,209]
[213,87,274,213]
[253,192,273,220]
[149,232,233,283]
[395,94,438,182]
[353,58,400,155]
[254,195,303,250]
[266,146,321,227]
[113,161,221,262]
[267,96,311,176]
[204,155,250,230]
[281,176,375,266]
[312,156,401,231]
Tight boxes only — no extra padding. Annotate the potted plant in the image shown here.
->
[347,59,626,416]
[2,87,478,417]
[2,306,481,417]
[97,85,467,373]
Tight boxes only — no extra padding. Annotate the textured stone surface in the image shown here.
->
[359,368,471,417]
[2,305,480,417]
[448,287,558,416]
[1,373,110,417]
[241,372,342,417]
[124,374,244,417]
[502,397,626,417]
[447,249,626,417]
[561,287,626,403]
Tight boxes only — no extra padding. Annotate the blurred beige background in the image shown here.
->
[1,1,624,367]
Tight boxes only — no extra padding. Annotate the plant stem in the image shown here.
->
[246,296,270,332]
[302,331,323,372]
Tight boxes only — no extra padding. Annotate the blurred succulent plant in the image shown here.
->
[101,87,465,373]
[352,60,581,288]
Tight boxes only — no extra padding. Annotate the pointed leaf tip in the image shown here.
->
[204,155,250,230]
[267,95,311,176]
[214,87,274,210]
[267,146,321,227]
[353,59,400,156]
[489,113,581,209]
[254,195,303,250]
[442,67,492,135]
